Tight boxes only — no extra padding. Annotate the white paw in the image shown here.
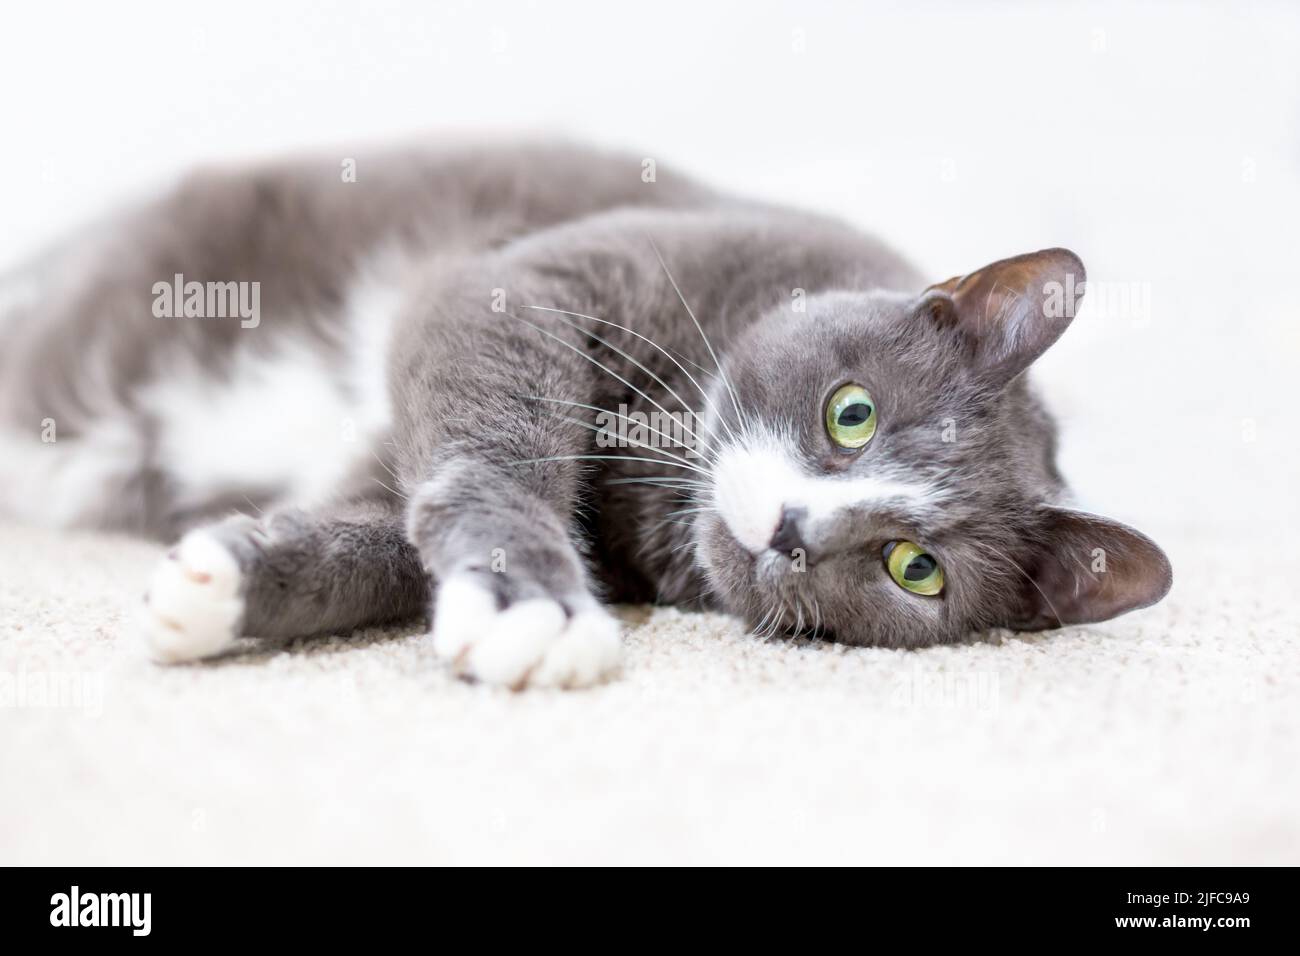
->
[140,530,245,663]
[431,575,622,689]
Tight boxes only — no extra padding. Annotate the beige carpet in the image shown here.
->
[4,200,1299,864]
[1,507,1296,865]
[4,0,1300,866]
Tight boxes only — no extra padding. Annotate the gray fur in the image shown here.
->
[0,140,1172,648]
[194,497,426,639]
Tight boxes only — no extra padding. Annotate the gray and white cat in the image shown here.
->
[0,140,1171,688]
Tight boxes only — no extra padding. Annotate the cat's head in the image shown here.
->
[695,249,1171,646]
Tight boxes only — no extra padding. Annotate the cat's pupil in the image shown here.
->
[904,554,936,581]
[838,403,872,427]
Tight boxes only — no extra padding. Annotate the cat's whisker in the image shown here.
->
[661,505,715,519]
[608,481,705,488]
[508,453,711,477]
[369,476,409,501]
[505,310,718,459]
[787,592,803,638]
[646,504,716,539]
[523,314,721,457]
[653,494,700,512]
[802,595,819,639]
[793,598,805,638]
[604,476,708,488]
[666,346,720,382]
[525,403,708,473]
[523,304,733,449]
[521,395,710,467]
[370,449,402,482]
[654,519,696,532]
[765,605,783,640]
[771,607,787,639]
[624,493,703,513]
[647,236,746,430]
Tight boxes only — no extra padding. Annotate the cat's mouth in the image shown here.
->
[698,512,832,640]
[707,514,808,586]
[754,548,804,583]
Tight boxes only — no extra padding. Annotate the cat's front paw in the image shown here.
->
[140,530,245,663]
[431,575,622,690]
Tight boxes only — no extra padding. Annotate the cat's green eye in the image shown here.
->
[883,541,944,596]
[826,384,877,449]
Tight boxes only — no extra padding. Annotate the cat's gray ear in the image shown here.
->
[1011,506,1172,630]
[922,248,1085,386]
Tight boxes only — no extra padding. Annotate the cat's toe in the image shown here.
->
[531,606,622,689]
[430,575,622,689]
[466,598,567,688]
[430,574,499,662]
[140,530,244,663]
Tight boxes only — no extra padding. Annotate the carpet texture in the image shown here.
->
[3,1,1299,862]
[1,511,1297,865]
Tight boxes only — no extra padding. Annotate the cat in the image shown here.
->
[0,140,1172,688]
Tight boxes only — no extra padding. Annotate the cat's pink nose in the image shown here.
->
[768,506,808,556]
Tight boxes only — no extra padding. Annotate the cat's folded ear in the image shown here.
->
[1011,506,1172,630]
[921,248,1085,387]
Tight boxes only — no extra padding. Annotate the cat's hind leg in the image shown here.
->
[141,497,428,663]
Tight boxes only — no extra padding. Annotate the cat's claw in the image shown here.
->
[140,530,245,663]
[431,575,622,689]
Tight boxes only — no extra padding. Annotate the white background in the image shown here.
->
[5,0,1297,544]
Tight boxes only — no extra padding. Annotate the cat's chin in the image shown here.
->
[753,549,801,584]
[696,514,781,613]
[697,516,840,640]
[700,517,795,584]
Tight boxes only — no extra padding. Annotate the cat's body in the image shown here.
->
[0,142,724,536]
[0,140,1170,687]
